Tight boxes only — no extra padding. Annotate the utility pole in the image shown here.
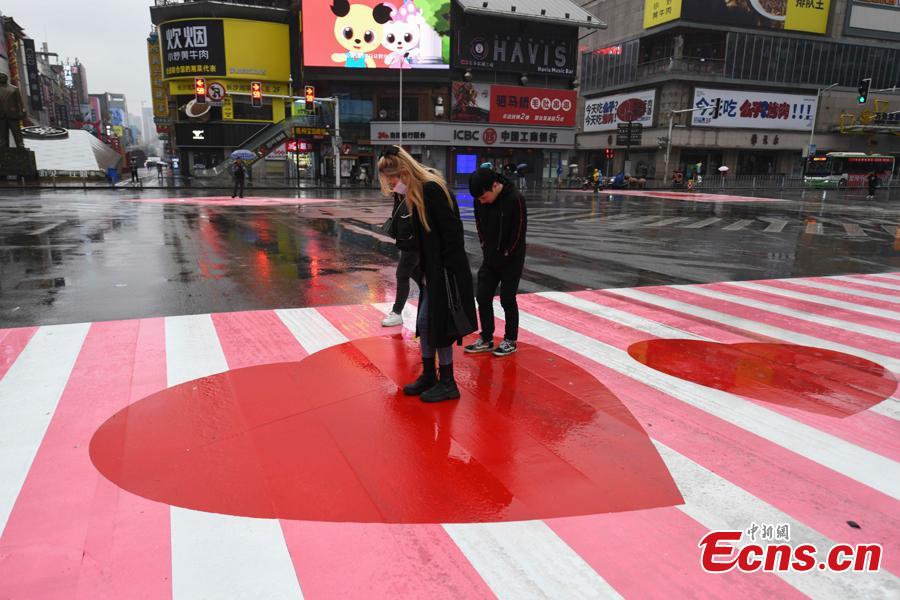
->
[802,82,838,181]
[664,105,708,181]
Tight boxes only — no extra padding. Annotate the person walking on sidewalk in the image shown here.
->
[464,167,527,357]
[377,145,476,403]
[866,171,879,200]
[129,157,140,184]
[380,172,420,327]
[231,159,246,198]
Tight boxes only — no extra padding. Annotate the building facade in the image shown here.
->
[578,0,900,182]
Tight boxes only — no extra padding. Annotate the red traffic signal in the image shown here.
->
[194,77,207,104]
[250,81,262,107]
[304,85,315,112]
[604,148,615,159]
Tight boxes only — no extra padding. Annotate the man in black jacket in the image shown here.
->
[465,168,527,357]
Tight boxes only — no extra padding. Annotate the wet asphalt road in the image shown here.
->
[0,185,898,327]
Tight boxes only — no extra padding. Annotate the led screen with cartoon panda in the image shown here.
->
[302,0,450,69]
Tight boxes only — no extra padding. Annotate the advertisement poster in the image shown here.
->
[454,23,577,76]
[451,82,576,127]
[643,0,831,34]
[692,87,818,131]
[583,89,656,132]
[301,0,450,69]
[846,0,900,38]
[160,19,226,78]
[22,38,42,111]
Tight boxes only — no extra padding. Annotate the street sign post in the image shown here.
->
[206,82,226,107]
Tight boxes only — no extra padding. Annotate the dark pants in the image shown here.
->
[131,169,139,182]
[417,286,453,365]
[0,119,24,148]
[476,252,525,342]
[868,183,877,196]
[392,249,420,314]
[232,177,245,197]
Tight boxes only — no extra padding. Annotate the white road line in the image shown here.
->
[760,218,789,233]
[842,223,867,237]
[681,217,722,229]
[0,323,89,537]
[656,442,900,598]
[725,281,900,322]
[165,315,303,600]
[805,221,824,234]
[342,223,395,244]
[871,397,900,421]
[495,300,900,499]
[787,279,900,303]
[831,275,900,293]
[671,284,900,343]
[275,308,349,354]
[722,219,755,231]
[605,288,900,373]
[644,217,691,227]
[443,521,622,600]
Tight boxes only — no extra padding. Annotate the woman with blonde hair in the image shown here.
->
[378,145,477,402]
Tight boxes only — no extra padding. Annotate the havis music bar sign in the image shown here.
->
[692,87,818,131]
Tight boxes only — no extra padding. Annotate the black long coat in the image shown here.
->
[413,182,477,348]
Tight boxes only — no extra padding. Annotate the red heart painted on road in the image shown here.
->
[90,336,682,523]
[627,339,897,417]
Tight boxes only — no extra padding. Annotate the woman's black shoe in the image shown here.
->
[403,358,437,396]
[420,379,460,403]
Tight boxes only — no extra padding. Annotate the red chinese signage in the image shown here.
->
[489,85,576,127]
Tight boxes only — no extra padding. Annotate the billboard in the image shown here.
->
[160,19,290,80]
[454,20,577,76]
[691,87,818,131]
[583,89,656,133]
[301,0,450,69]
[644,0,831,34]
[450,82,576,127]
[845,0,900,39]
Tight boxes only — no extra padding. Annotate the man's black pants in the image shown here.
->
[392,249,420,314]
[476,252,525,342]
[233,177,245,198]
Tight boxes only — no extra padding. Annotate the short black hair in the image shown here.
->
[469,167,499,198]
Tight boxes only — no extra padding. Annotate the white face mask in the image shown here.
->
[392,181,408,195]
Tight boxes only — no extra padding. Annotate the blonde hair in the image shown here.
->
[377,146,453,232]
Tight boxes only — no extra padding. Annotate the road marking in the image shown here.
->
[722,219,755,231]
[760,218,789,233]
[27,221,66,236]
[681,217,722,229]
[644,217,691,227]
[842,223,867,237]
[881,224,898,237]
[604,216,662,228]
[805,221,824,235]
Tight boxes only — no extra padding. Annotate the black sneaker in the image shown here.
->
[464,338,494,353]
[492,339,517,357]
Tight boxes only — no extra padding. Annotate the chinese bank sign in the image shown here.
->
[644,0,831,34]
[692,88,818,131]
[451,82,576,128]
[159,19,289,80]
[583,89,655,133]
[301,0,450,69]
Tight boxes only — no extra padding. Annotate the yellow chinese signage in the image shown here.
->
[222,96,234,120]
[147,38,170,118]
[644,0,682,29]
[644,0,831,34]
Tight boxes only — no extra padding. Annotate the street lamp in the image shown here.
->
[663,105,708,182]
[806,82,839,159]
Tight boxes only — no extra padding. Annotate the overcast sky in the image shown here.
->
[3,0,153,115]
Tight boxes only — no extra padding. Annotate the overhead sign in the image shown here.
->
[583,89,656,133]
[455,24,577,76]
[644,0,831,34]
[301,0,450,69]
[451,82,576,127]
[692,87,818,131]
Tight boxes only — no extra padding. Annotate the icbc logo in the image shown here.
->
[483,128,497,145]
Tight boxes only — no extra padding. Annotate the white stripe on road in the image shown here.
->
[165,314,303,600]
[656,441,900,598]
[842,223,867,237]
[443,520,622,600]
[275,308,349,354]
[644,217,691,227]
[760,218,789,233]
[831,275,900,292]
[0,323,89,537]
[871,397,900,421]
[722,219,755,231]
[670,284,900,343]
[494,300,900,500]
[787,279,900,303]
[725,281,900,322]
[604,288,900,373]
[681,217,722,229]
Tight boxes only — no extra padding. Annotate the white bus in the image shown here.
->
[804,152,895,189]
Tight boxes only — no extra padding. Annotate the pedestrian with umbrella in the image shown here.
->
[231,158,246,198]
[516,163,528,191]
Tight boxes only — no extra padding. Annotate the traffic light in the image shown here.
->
[304,85,315,112]
[857,78,871,104]
[604,148,615,159]
[194,77,206,104]
[712,98,722,119]
[250,81,262,107]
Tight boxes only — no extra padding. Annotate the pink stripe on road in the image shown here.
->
[509,301,900,575]
[706,282,900,334]
[210,306,494,599]
[754,279,900,314]
[0,327,38,380]
[641,286,900,360]
[549,508,803,599]
[0,319,172,600]
[810,277,900,298]
[211,310,308,369]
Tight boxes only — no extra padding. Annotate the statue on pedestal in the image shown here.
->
[0,73,26,149]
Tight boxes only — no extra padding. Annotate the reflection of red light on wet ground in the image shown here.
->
[90,336,682,523]
[628,339,897,417]
[126,197,343,207]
